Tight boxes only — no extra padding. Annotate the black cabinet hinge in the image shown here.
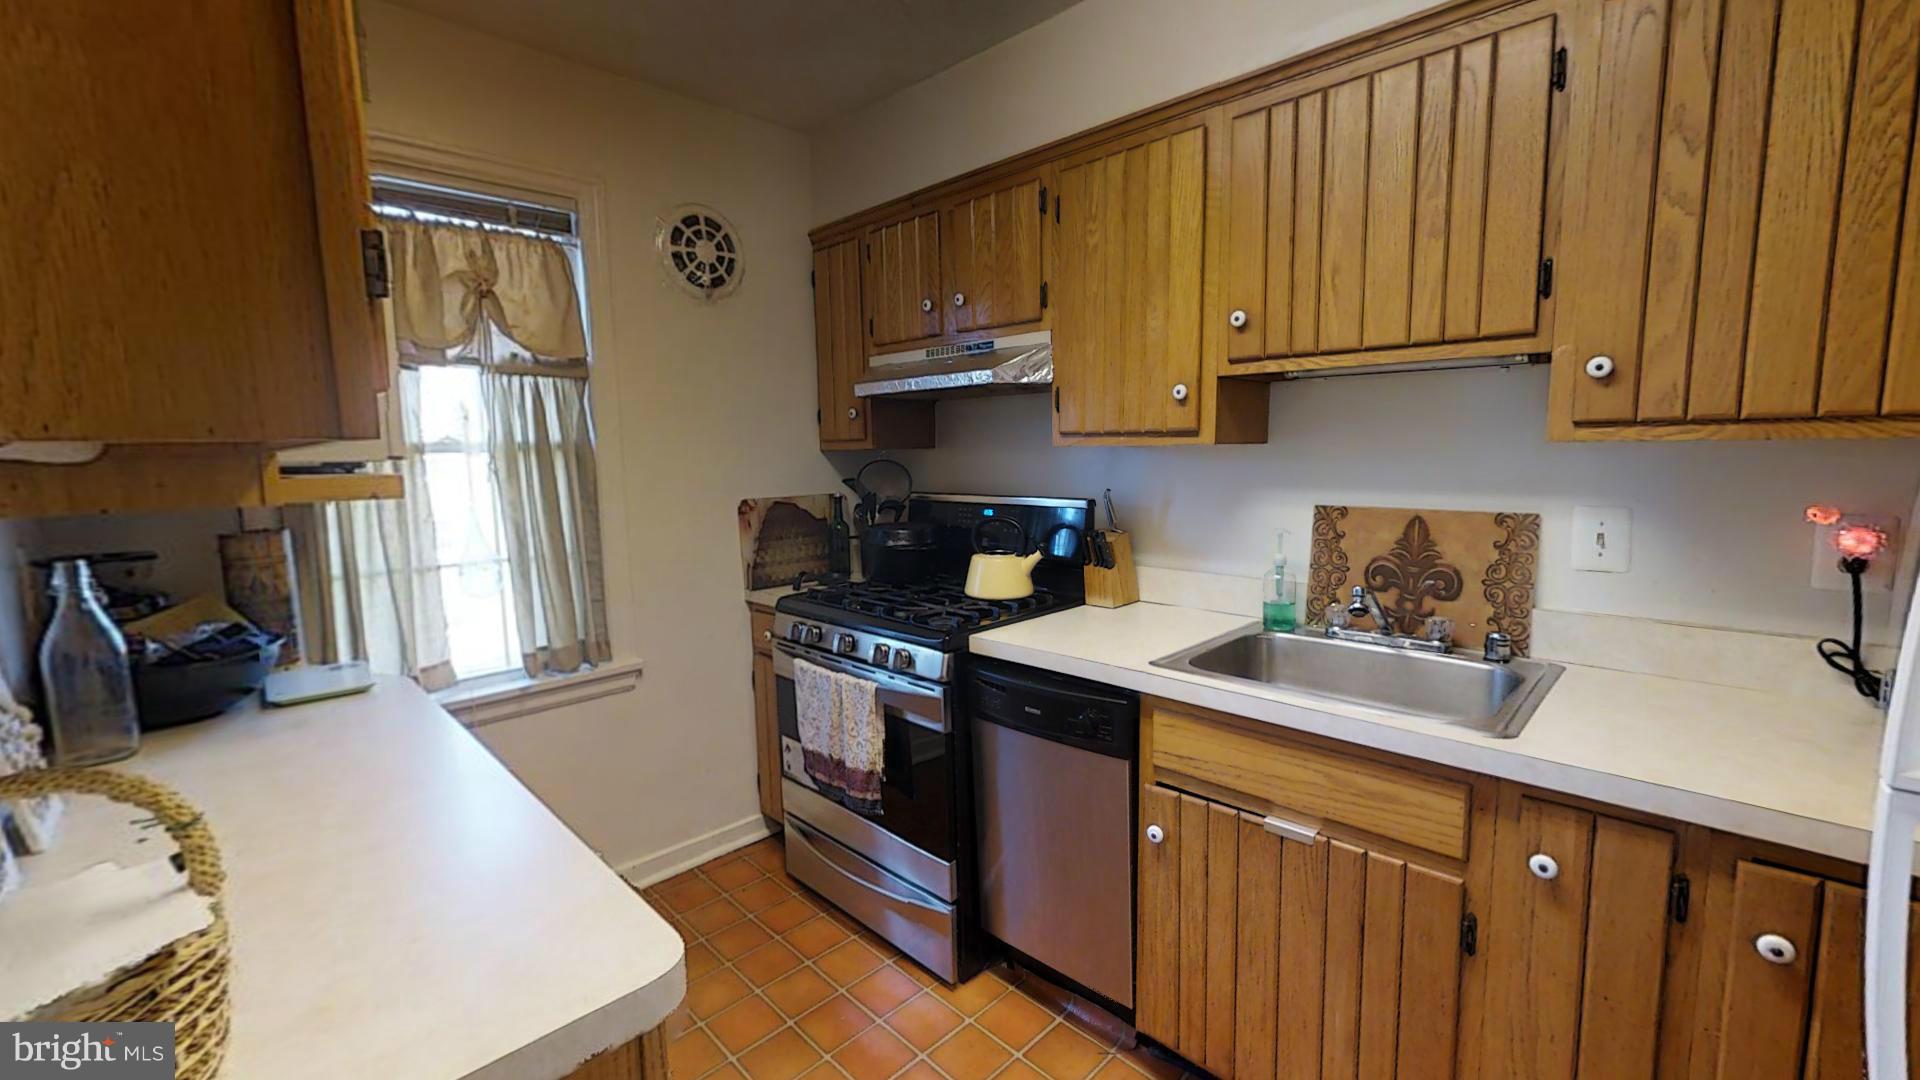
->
[1054,385,1061,413]
[1039,184,1048,214]
[1460,913,1478,956]
[360,229,390,299]
[1537,258,1555,298]
[1551,47,1568,91]
[1040,281,1049,309]
[1669,874,1691,924]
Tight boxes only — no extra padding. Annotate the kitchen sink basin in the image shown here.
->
[1150,625,1562,738]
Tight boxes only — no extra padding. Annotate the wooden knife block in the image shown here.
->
[1083,529,1139,608]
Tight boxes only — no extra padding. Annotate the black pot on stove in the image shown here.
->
[861,521,937,584]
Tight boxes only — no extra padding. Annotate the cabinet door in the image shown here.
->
[750,646,781,824]
[1222,9,1557,369]
[943,175,1047,336]
[1480,794,1678,1080]
[864,212,943,348]
[1055,115,1213,437]
[1558,0,1920,434]
[1,0,385,443]
[814,240,869,445]
[1138,786,1469,1078]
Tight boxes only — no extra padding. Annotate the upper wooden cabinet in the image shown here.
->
[1222,5,1562,374]
[1054,111,1268,444]
[1553,0,1920,440]
[863,212,944,349]
[814,237,934,450]
[942,172,1049,337]
[1,0,386,445]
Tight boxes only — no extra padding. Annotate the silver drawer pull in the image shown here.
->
[1261,815,1319,845]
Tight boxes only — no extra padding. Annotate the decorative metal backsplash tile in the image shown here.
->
[1308,505,1539,655]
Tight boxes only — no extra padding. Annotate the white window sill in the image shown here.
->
[436,658,643,728]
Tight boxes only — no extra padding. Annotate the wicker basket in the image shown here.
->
[0,767,230,1080]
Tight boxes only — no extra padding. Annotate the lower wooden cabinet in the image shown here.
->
[1138,784,1469,1079]
[748,604,781,825]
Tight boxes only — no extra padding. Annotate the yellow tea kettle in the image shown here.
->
[964,518,1044,600]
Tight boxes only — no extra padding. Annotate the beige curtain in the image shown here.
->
[483,369,610,676]
[286,369,456,690]
[385,216,588,372]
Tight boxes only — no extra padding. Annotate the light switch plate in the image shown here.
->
[1811,514,1900,592]
[1571,506,1631,573]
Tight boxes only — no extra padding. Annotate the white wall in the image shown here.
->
[353,1,841,871]
[814,0,1920,647]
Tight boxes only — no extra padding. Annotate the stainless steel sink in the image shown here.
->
[1150,625,1562,738]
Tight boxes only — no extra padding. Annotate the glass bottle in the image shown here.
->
[38,559,139,766]
[1262,529,1299,633]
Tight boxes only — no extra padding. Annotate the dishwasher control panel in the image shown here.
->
[968,656,1138,759]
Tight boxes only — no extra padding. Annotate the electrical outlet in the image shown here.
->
[1810,514,1901,591]
[1572,506,1631,573]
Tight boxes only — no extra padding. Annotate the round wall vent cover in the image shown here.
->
[657,204,742,301]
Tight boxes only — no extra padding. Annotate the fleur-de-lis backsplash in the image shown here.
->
[1363,516,1465,635]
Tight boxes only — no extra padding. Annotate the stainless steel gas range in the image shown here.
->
[771,493,1093,984]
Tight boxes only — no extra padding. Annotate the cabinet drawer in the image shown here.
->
[1148,704,1471,860]
[750,607,775,656]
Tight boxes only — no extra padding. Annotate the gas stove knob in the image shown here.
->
[835,633,858,655]
[786,622,807,642]
[890,650,916,673]
[871,643,892,666]
[800,624,824,645]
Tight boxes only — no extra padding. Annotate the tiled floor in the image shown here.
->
[642,837,1188,1080]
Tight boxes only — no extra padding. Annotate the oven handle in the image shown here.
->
[774,643,949,733]
[788,816,947,913]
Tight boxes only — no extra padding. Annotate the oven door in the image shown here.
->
[773,642,956,867]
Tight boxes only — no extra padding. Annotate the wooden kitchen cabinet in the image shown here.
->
[864,212,945,349]
[813,238,933,450]
[1054,110,1268,444]
[1552,0,1920,441]
[1138,785,1471,1079]
[748,604,782,826]
[1221,3,1562,375]
[1,0,386,445]
[942,171,1051,338]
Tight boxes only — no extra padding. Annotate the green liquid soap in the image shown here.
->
[1263,600,1297,633]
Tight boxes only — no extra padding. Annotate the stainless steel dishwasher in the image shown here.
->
[970,656,1138,1010]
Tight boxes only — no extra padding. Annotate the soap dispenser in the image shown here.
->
[1262,530,1298,632]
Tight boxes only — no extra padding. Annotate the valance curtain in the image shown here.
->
[386,216,589,375]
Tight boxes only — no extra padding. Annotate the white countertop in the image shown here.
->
[972,603,1893,863]
[8,679,684,1079]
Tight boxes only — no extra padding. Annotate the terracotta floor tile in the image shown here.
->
[797,994,875,1052]
[798,1064,845,1080]
[662,878,724,912]
[1114,1046,1183,1080]
[994,1061,1049,1080]
[816,940,887,985]
[736,941,805,987]
[711,920,776,960]
[734,876,793,913]
[976,992,1052,1051]
[688,969,754,1019]
[657,869,704,893]
[687,942,722,981]
[759,895,822,934]
[894,1061,944,1080]
[670,1028,727,1079]
[847,966,921,1017]
[708,858,767,890]
[708,995,787,1054]
[745,839,787,872]
[765,968,838,1019]
[886,994,963,1051]
[929,1027,1012,1080]
[738,1028,823,1080]
[685,898,751,937]
[933,971,1009,1016]
[1057,1007,1123,1052]
[830,1025,917,1080]
[1024,1028,1106,1080]
[786,916,852,958]
[707,1066,747,1080]
[1089,1059,1142,1080]
[893,960,940,988]
[667,1005,697,1038]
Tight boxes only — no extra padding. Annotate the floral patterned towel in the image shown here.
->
[793,658,884,816]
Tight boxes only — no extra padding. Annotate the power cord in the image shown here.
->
[1817,556,1885,701]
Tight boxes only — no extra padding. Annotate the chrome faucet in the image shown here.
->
[1347,586,1392,633]
[1324,585,1453,654]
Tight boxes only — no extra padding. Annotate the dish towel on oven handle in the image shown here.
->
[793,657,885,816]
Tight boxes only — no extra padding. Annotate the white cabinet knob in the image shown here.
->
[920,298,933,313]
[1146,824,1165,844]
[1229,309,1249,329]
[1754,933,1798,965]
[952,292,966,307]
[761,629,772,641]
[1171,383,1189,402]
[1585,355,1616,380]
[1528,853,1560,880]
[847,406,859,420]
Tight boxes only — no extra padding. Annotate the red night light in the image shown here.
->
[1832,524,1888,560]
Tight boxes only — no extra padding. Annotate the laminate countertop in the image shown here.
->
[9,678,684,1079]
[971,603,1894,864]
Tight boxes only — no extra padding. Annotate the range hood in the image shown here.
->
[854,331,1051,398]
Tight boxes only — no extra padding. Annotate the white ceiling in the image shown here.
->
[384,0,1084,131]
